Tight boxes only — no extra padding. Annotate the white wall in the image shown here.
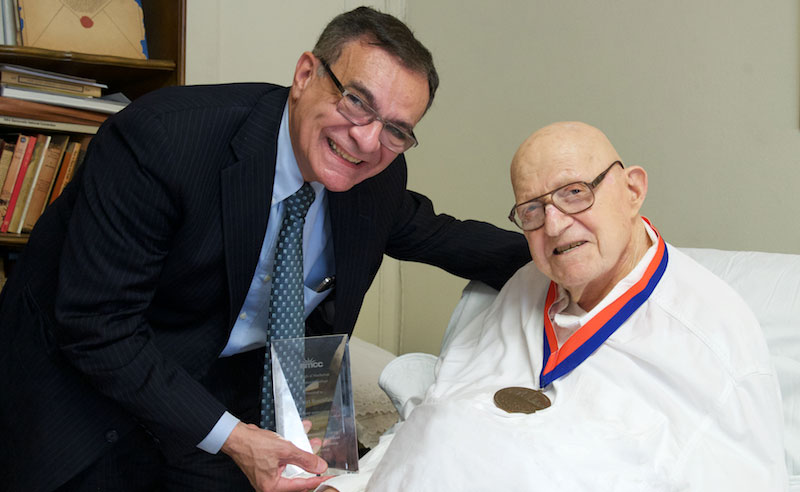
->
[187,0,405,86]
[187,1,800,355]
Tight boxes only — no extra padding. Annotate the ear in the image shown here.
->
[624,166,648,215]
[290,52,317,100]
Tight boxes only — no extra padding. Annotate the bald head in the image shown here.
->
[511,122,621,203]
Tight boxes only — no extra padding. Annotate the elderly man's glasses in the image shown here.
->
[319,59,418,153]
[508,161,624,231]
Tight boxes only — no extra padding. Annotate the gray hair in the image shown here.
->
[312,6,439,111]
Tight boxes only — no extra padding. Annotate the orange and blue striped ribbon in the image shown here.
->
[539,220,668,387]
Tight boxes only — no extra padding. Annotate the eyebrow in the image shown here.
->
[345,79,415,133]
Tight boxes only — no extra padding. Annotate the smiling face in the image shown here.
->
[510,122,650,309]
[287,38,430,192]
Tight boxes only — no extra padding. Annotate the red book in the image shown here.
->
[1,135,37,232]
[0,135,31,219]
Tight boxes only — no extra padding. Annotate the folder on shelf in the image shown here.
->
[0,64,107,98]
[18,0,148,60]
[0,85,128,114]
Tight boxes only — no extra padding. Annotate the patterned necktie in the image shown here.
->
[260,182,315,430]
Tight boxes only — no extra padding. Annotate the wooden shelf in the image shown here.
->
[0,232,30,248]
[0,0,185,262]
[0,0,185,100]
[0,45,175,69]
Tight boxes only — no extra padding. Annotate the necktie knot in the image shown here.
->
[285,183,314,221]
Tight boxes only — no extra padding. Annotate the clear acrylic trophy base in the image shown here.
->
[272,334,359,475]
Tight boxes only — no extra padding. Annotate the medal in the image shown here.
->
[494,387,551,414]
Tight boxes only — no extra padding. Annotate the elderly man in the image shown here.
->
[321,122,787,491]
[0,7,530,492]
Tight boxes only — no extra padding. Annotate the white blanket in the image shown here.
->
[323,237,787,491]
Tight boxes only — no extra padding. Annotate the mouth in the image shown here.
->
[328,138,362,165]
[553,241,586,255]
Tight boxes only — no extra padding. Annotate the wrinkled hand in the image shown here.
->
[222,422,329,492]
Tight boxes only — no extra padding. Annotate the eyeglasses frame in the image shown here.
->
[508,160,625,231]
[319,58,419,153]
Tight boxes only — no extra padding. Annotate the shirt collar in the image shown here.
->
[273,103,324,205]
[552,218,660,330]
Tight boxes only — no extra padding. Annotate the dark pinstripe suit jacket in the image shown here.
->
[0,83,529,491]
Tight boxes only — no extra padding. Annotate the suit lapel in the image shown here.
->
[328,186,375,333]
[220,87,289,328]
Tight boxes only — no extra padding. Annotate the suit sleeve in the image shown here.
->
[385,189,530,291]
[53,106,226,447]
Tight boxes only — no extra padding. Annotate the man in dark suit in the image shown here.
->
[0,7,529,492]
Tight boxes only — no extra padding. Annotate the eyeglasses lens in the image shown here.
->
[553,183,594,210]
[337,93,413,153]
[338,94,371,124]
[513,183,594,230]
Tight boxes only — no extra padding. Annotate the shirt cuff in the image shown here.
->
[196,411,240,454]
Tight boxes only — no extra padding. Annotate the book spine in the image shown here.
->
[0,114,99,134]
[72,135,92,171]
[0,96,108,124]
[1,135,37,232]
[0,134,30,219]
[11,134,50,233]
[0,140,8,184]
[49,141,80,205]
[23,135,68,231]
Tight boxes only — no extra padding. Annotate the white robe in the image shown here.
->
[323,228,787,491]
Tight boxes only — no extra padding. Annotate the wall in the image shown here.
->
[186,1,800,355]
[186,0,405,86]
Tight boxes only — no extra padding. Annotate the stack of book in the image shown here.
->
[0,132,92,233]
[0,64,128,235]
[0,64,129,133]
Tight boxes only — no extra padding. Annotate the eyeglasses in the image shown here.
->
[319,58,418,153]
[508,161,624,231]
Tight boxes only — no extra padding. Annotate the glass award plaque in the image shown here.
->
[271,334,358,474]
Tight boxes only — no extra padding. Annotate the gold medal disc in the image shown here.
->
[493,387,551,414]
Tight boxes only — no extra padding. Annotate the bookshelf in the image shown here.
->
[0,0,186,277]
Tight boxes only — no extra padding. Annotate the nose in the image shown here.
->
[542,203,573,237]
[349,120,383,153]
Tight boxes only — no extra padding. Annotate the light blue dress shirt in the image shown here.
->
[198,103,335,453]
